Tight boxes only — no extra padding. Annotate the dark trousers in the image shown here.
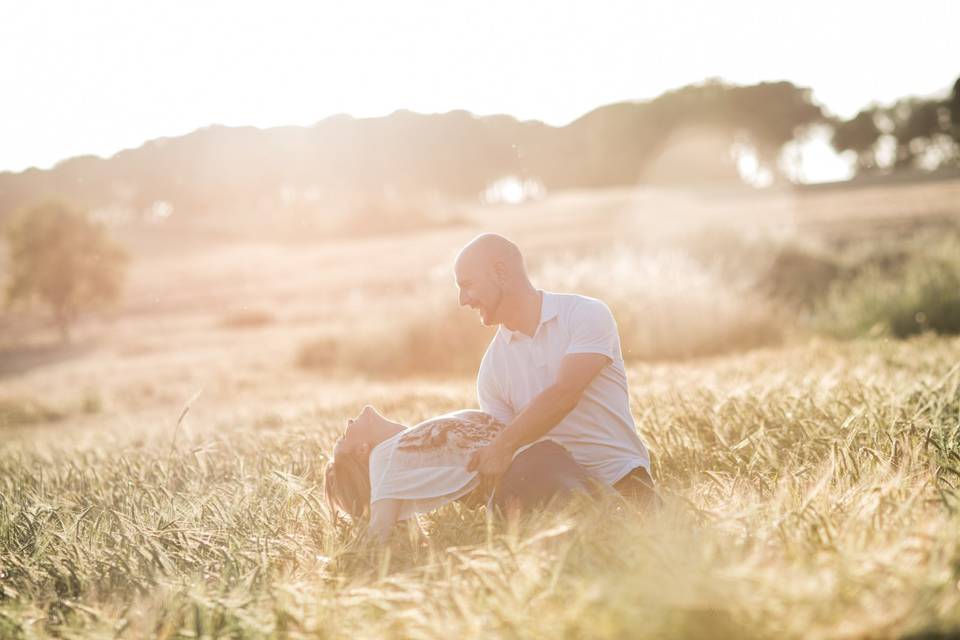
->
[493,440,593,512]
[613,465,662,510]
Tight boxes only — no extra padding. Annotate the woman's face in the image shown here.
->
[333,405,381,460]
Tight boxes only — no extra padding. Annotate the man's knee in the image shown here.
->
[494,440,590,511]
[613,466,662,511]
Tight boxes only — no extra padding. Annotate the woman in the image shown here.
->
[323,405,594,542]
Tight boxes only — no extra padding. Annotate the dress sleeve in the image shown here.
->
[565,299,618,362]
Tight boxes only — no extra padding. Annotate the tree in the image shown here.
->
[945,77,960,166]
[951,76,960,136]
[890,98,944,168]
[832,108,882,171]
[566,79,826,187]
[5,201,128,342]
[834,93,960,174]
[726,81,826,176]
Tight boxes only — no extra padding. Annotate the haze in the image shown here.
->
[2,0,957,180]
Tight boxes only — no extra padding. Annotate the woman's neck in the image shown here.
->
[370,419,406,446]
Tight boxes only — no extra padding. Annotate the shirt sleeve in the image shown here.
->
[565,299,619,362]
[477,346,514,424]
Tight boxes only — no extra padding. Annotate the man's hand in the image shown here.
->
[467,440,514,496]
[469,353,610,498]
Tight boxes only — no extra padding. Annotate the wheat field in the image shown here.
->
[3,181,960,638]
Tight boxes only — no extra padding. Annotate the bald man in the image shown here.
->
[455,233,656,510]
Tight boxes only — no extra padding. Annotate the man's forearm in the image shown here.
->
[496,384,579,453]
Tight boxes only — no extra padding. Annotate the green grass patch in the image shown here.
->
[817,249,960,339]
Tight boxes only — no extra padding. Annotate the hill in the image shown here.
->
[0,80,824,226]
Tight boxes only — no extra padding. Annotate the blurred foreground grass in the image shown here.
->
[3,336,960,638]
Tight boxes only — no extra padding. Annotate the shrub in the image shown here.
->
[297,335,341,370]
[219,308,275,329]
[0,397,64,427]
[298,248,787,376]
[298,298,494,377]
[816,254,960,338]
[535,248,784,361]
[754,242,842,309]
[81,389,103,414]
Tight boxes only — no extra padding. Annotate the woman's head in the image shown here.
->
[323,405,400,520]
[324,449,371,520]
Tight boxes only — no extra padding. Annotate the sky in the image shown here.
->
[1,0,958,181]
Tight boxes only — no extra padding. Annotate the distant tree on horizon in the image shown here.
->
[832,76,960,175]
[0,77,956,221]
[551,79,825,187]
[5,201,128,343]
[950,76,960,142]
[832,108,882,171]
[888,98,947,168]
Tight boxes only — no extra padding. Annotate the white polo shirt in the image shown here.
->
[477,290,650,486]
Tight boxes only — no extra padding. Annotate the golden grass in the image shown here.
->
[2,338,960,638]
[2,181,960,637]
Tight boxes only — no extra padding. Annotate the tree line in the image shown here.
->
[3,76,959,344]
[832,77,960,173]
[0,76,957,227]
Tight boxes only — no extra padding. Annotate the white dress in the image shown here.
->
[368,410,506,521]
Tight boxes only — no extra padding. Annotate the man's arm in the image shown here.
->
[477,346,514,424]
[466,352,609,481]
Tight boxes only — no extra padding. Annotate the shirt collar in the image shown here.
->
[499,290,559,343]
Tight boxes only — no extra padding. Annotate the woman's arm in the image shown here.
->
[368,499,401,544]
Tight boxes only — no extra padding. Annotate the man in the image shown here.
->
[455,233,656,508]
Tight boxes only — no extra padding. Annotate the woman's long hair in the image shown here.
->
[323,451,371,520]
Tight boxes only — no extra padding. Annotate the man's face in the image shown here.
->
[455,259,504,326]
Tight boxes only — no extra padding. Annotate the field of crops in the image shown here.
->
[3,181,960,638]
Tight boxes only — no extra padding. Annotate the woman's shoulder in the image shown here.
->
[397,410,504,455]
[408,409,503,432]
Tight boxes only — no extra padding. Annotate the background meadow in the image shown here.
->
[2,6,960,630]
[3,175,960,638]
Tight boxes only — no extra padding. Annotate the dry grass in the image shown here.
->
[296,245,786,377]
[297,295,494,377]
[535,247,784,361]
[3,338,960,638]
[0,396,65,427]
[2,181,960,638]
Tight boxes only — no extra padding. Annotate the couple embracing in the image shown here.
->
[325,233,657,542]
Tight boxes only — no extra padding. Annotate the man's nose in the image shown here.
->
[458,288,468,307]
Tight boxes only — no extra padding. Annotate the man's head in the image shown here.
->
[454,233,530,326]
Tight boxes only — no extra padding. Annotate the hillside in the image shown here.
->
[0,81,824,225]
